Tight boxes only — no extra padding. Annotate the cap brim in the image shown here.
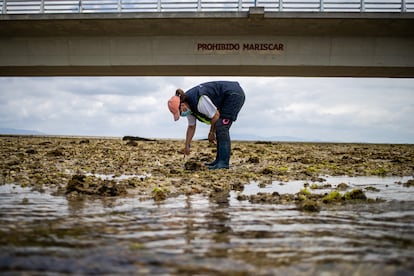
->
[173,112,180,121]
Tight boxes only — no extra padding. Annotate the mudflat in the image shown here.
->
[1,136,413,206]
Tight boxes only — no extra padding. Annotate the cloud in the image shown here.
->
[0,76,413,143]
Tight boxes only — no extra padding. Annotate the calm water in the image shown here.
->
[0,176,413,275]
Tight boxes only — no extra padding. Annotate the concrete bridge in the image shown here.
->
[1,1,413,77]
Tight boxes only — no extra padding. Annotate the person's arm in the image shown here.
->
[184,124,196,155]
[208,110,220,143]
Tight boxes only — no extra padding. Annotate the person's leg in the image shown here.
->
[209,88,245,170]
[209,118,232,170]
[219,89,245,122]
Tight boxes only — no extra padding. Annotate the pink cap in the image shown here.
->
[168,96,180,121]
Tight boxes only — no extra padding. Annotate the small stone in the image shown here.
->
[344,189,367,200]
[403,179,414,187]
[299,200,320,212]
[247,156,260,163]
[337,183,349,190]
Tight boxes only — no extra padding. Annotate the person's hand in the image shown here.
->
[208,131,216,144]
[183,144,191,155]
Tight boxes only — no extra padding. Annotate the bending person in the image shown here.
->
[168,81,245,170]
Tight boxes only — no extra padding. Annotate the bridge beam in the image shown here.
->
[1,10,413,77]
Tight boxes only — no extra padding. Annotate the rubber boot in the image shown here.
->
[209,119,232,170]
[205,158,218,167]
[204,142,219,166]
[208,140,230,170]
[204,160,217,166]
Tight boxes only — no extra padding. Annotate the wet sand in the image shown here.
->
[1,135,413,204]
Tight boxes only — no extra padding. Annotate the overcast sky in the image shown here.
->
[0,76,413,143]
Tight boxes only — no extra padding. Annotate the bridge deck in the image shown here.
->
[1,10,413,77]
[1,11,414,37]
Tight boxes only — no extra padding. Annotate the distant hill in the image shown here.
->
[231,133,320,142]
[0,128,45,135]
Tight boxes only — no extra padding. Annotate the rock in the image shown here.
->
[46,148,64,157]
[66,175,88,194]
[299,200,320,212]
[122,136,155,142]
[311,177,326,182]
[365,186,380,192]
[66,174,127,196]
[236,194,248,201]
[344,189,367,200]
[152,187,168,201]
[261,166,275,175]
[248,192,284,204]
[403,179,414,187]
[322,191,343,204]
[98,181,127,196]
[184,160,205,171]
[247,156,260,163]
[337,183,349,190]
[126,141,138,147]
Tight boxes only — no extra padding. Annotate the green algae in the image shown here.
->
[322,189,368,204]
[299,187,311,195]
[322,190,342,203]
[152,186,169,201]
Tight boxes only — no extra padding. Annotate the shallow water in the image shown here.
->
[0,176,413,275]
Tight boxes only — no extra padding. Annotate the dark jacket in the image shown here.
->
[185,81,242,123]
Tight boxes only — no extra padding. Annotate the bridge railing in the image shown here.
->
[1,0,413,14]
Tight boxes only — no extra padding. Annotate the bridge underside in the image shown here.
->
[1,10,413,77]
[1,65,413,78]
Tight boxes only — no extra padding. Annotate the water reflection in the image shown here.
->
[0,176,413,275]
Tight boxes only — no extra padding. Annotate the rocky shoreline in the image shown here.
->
[1,136,413,211]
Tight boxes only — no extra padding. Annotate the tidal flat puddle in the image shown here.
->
[0,176,413,275]
[84,172,152,181]
[240,175,414,201]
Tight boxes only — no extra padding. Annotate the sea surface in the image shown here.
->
[0,176,413,275]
